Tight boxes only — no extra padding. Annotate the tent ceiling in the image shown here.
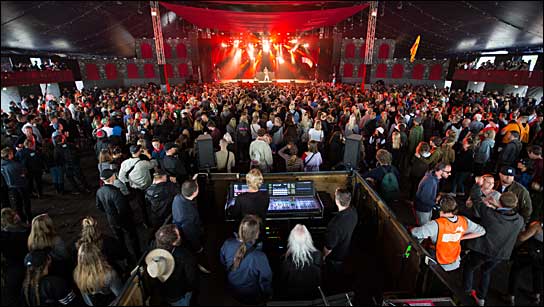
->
[1,1,542,58]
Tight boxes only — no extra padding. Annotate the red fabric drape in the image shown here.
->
[378,43,390,59]
[392,64,404,79]
[141,42,153,59]
[105,63,117,80]
[178,63,188,77]
[160,2,368,32]
[375,63,387,78]
[343,63,353,77]
[85,64,100,80]
[345,43,355,58]
[429,64,443,80]
[144,64,156,78]
[127,63,139,78]
[176,43,187,59]
[359,45,366,59]
[412,64,424,79]
[164,42,172,59]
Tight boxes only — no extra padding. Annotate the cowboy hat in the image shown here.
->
[145,249,175,283]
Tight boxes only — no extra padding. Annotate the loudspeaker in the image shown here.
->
[196,134,216,170]
[343,134,362,170]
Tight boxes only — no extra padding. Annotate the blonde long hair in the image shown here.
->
[76,217,101,250]
[73,242,113,294]
[392,131,401,150]
[28,214,56,251]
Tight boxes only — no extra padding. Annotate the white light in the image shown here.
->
[303,43,309,48]
[290,39,298,44]
[514,85,519,88]
[263,39,270,53]
[233,40,240,48]
[221,42,227,48]
[371,9,377,17]
[278,57,285,64]
[2,87,7,91]
[474,82,478,85]
[481,50,508,55]
[151,10,157,16]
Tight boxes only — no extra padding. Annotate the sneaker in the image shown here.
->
[198,264,211,274]
[477,298,485,306]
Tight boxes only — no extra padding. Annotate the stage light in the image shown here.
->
[263,39,270,53]
[221,42,227,48]
[303,43,309,48]
[278,57,285,64]
[234,40,240,48]
[151,10,157,16]
[290,39,298,44]
[371,9,377,17]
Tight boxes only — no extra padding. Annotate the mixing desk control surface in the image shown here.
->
[226,181,324,220]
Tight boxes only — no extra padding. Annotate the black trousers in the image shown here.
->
[27,171,43,196]
[8,187,32,223]
[110,224,141,266]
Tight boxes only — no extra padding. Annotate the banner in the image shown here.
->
[410,35,420,63]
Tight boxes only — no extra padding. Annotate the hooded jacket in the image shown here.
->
[466,184,524,260]
[474,138,495,164]
[498,139,522,166]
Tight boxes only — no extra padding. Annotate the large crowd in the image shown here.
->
[1,80,543,306]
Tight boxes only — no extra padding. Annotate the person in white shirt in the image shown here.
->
[308,120,324,143]
[249,129,273,173]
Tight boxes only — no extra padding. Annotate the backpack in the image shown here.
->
[380,167,400,203]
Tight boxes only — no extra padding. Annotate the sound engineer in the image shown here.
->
[322,188,358,289]
[228,168,270,224]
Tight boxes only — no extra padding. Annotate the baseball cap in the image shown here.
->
[164,142,176,152]
[500,166,516,176]
[100,169,115,181]
[376,127,385,134]
[130,144,142,154]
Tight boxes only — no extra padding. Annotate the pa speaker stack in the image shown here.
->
[196,134,216,170]
[343,134,362,170]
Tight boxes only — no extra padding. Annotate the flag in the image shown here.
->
[410,35,420,63]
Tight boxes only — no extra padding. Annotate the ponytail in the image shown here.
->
[230,215,261,271]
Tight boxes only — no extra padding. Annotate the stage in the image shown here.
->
[219,79,314,84]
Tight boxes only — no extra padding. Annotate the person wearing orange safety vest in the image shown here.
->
[411,195,486,271]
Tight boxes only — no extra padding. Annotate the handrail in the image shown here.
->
[452,69,542,86]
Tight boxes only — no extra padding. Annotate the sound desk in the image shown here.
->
[225,181,324,220]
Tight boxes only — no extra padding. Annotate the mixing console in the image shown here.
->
[226,180,324,220]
